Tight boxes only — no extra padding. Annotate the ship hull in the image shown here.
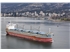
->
[6,31,52,43]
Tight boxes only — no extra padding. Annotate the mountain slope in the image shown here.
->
[1,3,70,13]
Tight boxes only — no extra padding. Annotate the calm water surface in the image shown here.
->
[1,17,70,49]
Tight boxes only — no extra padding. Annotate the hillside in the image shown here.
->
[1,3,70,13]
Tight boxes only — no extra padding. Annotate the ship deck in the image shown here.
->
[7,28,52,38]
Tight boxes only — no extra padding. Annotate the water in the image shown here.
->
[1,17,70,49]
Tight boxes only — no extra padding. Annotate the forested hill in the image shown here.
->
[1,3,70,13]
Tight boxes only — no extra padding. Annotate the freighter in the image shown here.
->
[6,22,54,43]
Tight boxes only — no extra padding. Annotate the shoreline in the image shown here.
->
[48,18,70,23]
[1,17,70,23]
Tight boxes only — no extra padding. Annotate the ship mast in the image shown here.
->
[23,25,24,29]
[38,26,40,31]
[16,24,18,29]
[30,25,32,30]
[16,17,18,29]
[49,28,51,33]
